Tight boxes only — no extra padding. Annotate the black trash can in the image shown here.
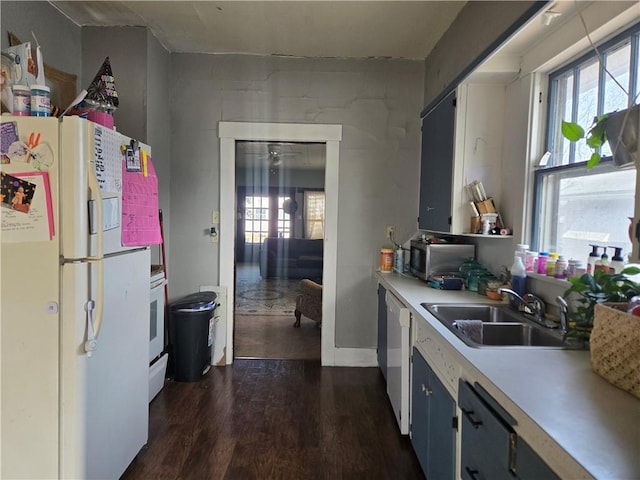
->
[169,291,217,382]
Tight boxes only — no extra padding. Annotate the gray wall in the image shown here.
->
[169,54,424,348]
[422,1,540,108]
[81,27,148,142]
[1,1,81,89]
[146,30,172,266]
[81,26,171,265]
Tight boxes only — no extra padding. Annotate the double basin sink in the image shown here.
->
[422,303,568,349]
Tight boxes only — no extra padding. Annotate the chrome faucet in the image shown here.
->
[555,296,569,341]
[498,288,548,325]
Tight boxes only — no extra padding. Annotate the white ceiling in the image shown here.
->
[51,1,467,60]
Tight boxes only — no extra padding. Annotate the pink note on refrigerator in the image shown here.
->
[121,154,162,246]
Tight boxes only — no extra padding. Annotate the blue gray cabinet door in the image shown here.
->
[411,347,456,479]
[515,438,560,480]
[418,91,456,232]
[377,284,387,380]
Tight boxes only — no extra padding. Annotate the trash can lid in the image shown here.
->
[170,291,217,312]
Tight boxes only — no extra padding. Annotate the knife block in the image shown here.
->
[475,198,497,214]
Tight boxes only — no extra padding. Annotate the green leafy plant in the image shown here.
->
[563,266,640,345]
[561,114,611,168]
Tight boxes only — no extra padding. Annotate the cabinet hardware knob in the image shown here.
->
[421,384,432,396]
[461,408,483,428]
[464,466,480,480]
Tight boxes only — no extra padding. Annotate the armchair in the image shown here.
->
[293,279,322,327]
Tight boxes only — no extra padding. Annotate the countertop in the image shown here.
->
[377,272,640,480]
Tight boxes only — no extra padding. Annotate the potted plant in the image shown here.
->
[562,104,639,168]
[562,266,640,346]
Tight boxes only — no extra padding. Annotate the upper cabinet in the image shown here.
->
[418,84,508,236]
[418,91,456,232]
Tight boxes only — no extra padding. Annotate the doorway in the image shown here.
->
[218,122,342,366]
[234,141,325,359]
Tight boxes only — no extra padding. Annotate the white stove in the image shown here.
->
[149,269,168,402]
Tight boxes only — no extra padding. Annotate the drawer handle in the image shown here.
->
[421,384,432,396]
[461,408,483,428]
[464,466,480,480]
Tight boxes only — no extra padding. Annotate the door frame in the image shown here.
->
[219,122,342,365]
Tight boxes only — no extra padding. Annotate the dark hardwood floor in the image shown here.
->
[122,359,424,479]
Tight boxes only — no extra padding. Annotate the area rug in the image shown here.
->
[235,276,302,316]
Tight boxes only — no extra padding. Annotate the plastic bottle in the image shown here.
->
[30,84,51,117]
[567,259,582,278]
[12,85,30,116]
[510,255,527,298]
[515,244,529,263]
[610,247,626,274]
[546,253,558,277]
[554,255,568,279]
[594,247,610,274]
[524,251,538,273]
[537,251,549,274]
[394,247,404,273]
[586,244,600,274]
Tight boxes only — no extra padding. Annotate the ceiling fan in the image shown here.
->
[266,143,300,167]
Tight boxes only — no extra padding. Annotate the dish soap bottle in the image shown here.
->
[610,247,626,274]
[586,244,600,274]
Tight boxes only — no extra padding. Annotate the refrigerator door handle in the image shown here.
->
[87,158,105,336]
[84,299,97,356]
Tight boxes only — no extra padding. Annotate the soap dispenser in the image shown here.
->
[586,244,600,274]
[594,247,610,274]
[610,247,626,274]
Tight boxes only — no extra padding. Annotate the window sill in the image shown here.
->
[527,272,570,287]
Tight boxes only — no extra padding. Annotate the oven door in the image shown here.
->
[149,280,166,363]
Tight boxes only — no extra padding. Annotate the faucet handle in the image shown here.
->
[523,293,546,317]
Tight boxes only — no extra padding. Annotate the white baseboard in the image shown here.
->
[323,347,378,367]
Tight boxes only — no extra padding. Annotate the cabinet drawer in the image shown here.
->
[459,380,516,480]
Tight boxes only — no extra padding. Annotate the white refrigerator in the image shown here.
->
[1,116,151,479]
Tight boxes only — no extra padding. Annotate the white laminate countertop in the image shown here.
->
[377,271,640,480]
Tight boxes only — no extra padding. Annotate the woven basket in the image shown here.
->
[590,303,640,399]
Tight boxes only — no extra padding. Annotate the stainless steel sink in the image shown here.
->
[421,303,568,349]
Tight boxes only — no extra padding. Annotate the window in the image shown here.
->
[277,196,291,238]
[243,193,293,243]
[304,191,325,239]
[534,23,639,262]
[244,195,269,244]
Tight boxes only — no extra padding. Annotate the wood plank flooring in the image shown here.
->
[234,314,320,360]
[122,359,425,479]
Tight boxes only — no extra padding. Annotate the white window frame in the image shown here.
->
[532,22,640,254]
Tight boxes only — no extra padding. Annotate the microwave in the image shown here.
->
[409,241,475,281]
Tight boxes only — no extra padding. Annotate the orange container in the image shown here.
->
[380,248,394,273]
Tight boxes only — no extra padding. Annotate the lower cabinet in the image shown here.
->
[459,380,517,480]
[377,284,387,380]
[411,347,456,480]
[515,438,560,480]
[458,380,560,480]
